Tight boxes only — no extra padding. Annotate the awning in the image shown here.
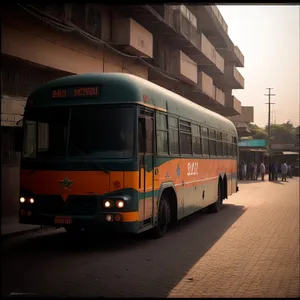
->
[282,151,299,155]
[240,148,266,152]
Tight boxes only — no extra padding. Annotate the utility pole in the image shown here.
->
[265,88,275,181]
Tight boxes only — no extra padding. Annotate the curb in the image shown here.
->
[1,226,53,241]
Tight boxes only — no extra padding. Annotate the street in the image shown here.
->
[1,178,299,298]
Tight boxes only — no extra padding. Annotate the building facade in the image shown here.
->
[1,4,250,217]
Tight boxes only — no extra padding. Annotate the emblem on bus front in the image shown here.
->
[59,176,73,189]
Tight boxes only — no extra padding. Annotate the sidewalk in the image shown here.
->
[1,215,44,238]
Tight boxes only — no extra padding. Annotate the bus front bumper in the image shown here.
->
[19,210,139,234]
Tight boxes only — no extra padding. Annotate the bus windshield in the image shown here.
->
[22,105,135,160]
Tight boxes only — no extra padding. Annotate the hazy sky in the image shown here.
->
[218,5,300,127]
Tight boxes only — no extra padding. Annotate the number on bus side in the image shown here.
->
[187,162,198,176]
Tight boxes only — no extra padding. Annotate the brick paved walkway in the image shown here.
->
[1,178,299,298]
[168,178,299,298]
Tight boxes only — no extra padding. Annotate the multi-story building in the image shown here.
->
[1,4,250,217]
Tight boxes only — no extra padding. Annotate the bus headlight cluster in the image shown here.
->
[103,199,125,208]
[20,197,35,204]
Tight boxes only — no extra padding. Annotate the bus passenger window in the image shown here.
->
[209,130,216,156]
[192,124,201,155]
[201,127,209,156]
[169,116,179,154]
[157,131,168,154]
[156,112,168,155]
[179,119,192,155]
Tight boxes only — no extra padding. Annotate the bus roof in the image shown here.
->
[28,73,237,135]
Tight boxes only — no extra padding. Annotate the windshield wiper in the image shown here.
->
[69,143,109,174]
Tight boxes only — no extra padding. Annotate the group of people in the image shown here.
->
[238,160,293,182]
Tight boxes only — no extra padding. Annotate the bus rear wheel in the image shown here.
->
[151,196,171,238]
[208,183,223,213]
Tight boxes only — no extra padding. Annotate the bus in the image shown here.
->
[16,73,239,238]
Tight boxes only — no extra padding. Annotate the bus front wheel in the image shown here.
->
[151,196,171,238]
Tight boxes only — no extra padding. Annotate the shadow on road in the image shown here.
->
[238,180,265,184]
[271,181,284,185]
[1,203,246,298]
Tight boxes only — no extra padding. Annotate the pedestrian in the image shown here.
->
[241,160,246,180]
[281,161,288,181]
[253,162,258,180]
[247,161,251,180]
[273,162,278,181]
[259,161,266,181]
[249,161,254,180]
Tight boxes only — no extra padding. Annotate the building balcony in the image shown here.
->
[170,50,198,85]
[214,86,225,106]
[186,5,233,50]
[112,17,153,58]
[211,5,228,34]
[218,45,244,68]
[196,71,215,99]
[209,93,242,117]
[214,64,244,89]
[228,106,254,123]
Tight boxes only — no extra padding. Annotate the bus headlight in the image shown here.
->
[116,200,124,208]
[104,200,111,208]
[29,198,35,204]
[20,197,26,203]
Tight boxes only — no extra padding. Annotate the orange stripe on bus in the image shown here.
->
[121,211,139,222]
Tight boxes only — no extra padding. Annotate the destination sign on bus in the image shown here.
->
[52,87,100,98]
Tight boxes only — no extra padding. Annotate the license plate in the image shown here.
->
[54,216,72,225]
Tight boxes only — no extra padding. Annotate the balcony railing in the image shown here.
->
[196,71,214,99]
[233,67,245,89]
[210,5,228,33]
[225,94,243,116]
[214,86,225,106]
[234,45,244,67]
[170,50,198,85]
[200,33,216,64]
[164,5,200,51]
[215,51,224,73]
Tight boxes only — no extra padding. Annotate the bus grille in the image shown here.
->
[38,196,97,216]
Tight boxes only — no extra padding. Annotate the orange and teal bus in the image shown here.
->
[17,73,238,238]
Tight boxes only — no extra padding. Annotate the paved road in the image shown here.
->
[1,178,299,298]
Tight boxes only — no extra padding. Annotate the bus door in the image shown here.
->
[138,109,154,228]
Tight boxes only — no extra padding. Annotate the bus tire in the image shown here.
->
[208,182,223,213]
[151,196,171,238]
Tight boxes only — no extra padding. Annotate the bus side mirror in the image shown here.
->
[14,127,23,152]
